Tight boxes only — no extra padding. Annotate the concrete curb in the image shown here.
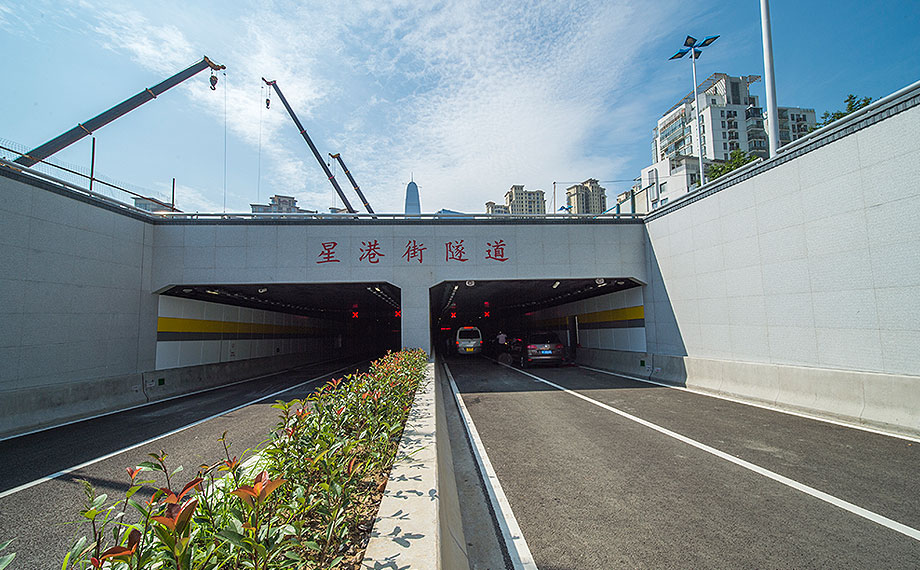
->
[362,363,467,569]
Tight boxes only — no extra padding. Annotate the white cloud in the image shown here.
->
[68,0,686,213]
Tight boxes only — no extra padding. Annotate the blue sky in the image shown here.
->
[2,1,918,214]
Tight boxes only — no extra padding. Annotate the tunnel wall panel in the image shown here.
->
[155,296,340,370]
[527,286,646,353]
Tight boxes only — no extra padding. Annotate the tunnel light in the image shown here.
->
[595,278,605,285]
[258,287,268,293]
[205,289,219,295]
[552,281,560,289]
[182,288,193,293]
[616,280,625,285]
[466,280,475,287]
[375,286,381,292]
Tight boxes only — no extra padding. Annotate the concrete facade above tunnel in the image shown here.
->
[150,220,649,352]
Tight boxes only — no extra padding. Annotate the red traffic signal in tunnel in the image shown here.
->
[483,311,490,317]
[450,312,456,319]
[351,311,359,319]
[395,310,401,318]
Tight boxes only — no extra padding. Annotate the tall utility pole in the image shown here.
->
[670,35,719,187]
[761,0,780,157]
[689,47,705,186]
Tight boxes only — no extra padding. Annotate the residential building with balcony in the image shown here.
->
[485,201,509,215]
[638,72,815,210]
[501,184,546,215]
[251,195,314,214]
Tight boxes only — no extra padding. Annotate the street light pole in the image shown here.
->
[761,0,780,157]
[690,48,705,186]
[670,35,718,189]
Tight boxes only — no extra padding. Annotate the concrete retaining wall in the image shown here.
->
[579,348,920,436]
[0,372,146,438]
[142,352,326,402]
[639,82,920,435]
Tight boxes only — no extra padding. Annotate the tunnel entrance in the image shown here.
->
[156,282,401,369]
[429,278,643,359]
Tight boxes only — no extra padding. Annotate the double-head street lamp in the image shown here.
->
[670,34,719,187]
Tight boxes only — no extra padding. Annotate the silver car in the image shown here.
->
[456,326,483,355]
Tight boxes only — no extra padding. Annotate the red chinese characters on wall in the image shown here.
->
[485,239,508,262]
[445,240,468,262]
[315,238,509,265]
[316,241,340,263]
[359,240,385,264]
[402,240,426,263]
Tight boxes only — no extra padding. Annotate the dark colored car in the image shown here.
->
[509,331,564,367]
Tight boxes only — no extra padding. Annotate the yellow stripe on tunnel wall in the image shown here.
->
[577,305,644,324]
[157,317,316,335]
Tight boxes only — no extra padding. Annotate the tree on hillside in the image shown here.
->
[706,149,758,181]
[814,94,874,129]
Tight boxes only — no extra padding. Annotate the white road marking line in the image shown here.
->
[503,363,920,543]
[444,362,539,570]
[0,362,362,500]
[579,365,920,444]
[0,357,341,444]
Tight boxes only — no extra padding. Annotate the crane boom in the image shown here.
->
[261,78,356,214]
[329,152,375,215]
[14,56,226,168]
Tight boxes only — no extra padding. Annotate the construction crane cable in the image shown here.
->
[260,77,356,213]
[257,84,263,204]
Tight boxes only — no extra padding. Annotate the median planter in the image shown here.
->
[57,349,428,569]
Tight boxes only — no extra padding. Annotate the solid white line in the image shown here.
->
[504,363,920,543]
[0,362,362,500]
[0,357,341,443]
[443,362,539,570]
[578,365,920,444]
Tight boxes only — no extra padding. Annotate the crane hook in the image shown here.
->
[209,72,218,90]
[265,95,271,109]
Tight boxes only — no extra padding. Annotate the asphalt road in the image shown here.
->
[0,357,367,569]
[445,355,920,569]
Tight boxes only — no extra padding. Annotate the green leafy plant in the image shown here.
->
[58,349,427,569]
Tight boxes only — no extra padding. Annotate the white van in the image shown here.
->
[455,326,483,355]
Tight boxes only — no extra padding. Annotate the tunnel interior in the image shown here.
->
[429,277,643,358]
[158,282,403,367]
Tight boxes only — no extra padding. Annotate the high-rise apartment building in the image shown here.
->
[769,107,817,147]
[565,179,607,214]
[502,185,546,215]
[638,73,816,209]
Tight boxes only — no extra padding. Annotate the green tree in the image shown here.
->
[706,149,758,180]
[814,94,874,128]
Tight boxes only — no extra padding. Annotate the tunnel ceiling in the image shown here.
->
[431,277,642,323]
[160,282,401,319]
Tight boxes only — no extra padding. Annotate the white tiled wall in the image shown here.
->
[528,286,646,353]
[155,296,333,370]
[644,103,920,376]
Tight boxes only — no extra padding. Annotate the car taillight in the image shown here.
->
[456,341,459,345]
[554,344,563,349]
[527,344,537,350]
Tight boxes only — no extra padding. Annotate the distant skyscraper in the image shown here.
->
[404,180,421,215]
